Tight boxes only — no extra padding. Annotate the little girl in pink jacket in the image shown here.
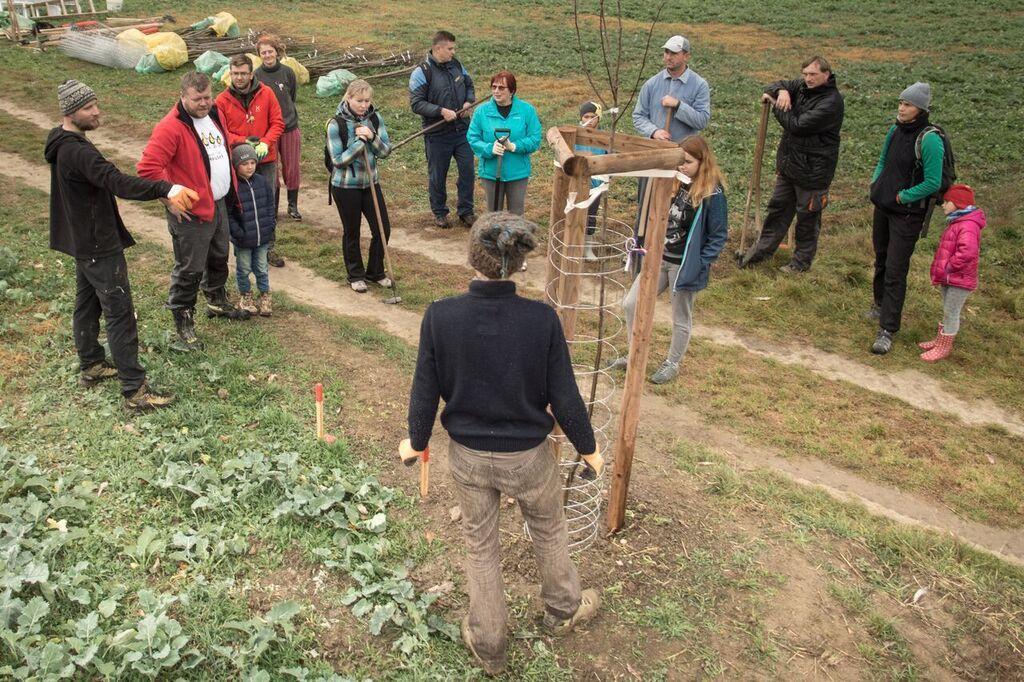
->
[920,184,986,362]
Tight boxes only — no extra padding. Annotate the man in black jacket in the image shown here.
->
[738,56,844,273]
[408,30,477,228]
[45,80,195,410]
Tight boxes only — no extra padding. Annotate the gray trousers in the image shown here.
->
[940,285,971,335]
[481,178,527,215]
[166,199,229,310]
[623,260,697,366]
[449,439,581,668]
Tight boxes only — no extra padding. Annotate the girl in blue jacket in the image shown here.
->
[467,71,542,216]
[612,135,728,384]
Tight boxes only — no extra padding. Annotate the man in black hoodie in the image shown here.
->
[738,56,844,273]
[45,79,196,410]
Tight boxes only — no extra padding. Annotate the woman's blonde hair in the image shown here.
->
[678,135,726,205]
[343,79,373,101]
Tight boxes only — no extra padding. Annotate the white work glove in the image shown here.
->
[491,140,506,156]
[505,141,516,153]
[581,446,604,477]
[398,438,426,466]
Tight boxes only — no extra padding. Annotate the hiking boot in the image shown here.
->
[779,263,807,275]
[268,249,285,267]
[238,292,258,315]
[461,616,505,676]
[350,280,368,293]
[871,328,894,355]
[543,588,601,637]
[433,215,451,229]
[920,332,955,362]
[287,189,302,221]
[459,213,477,228]
[650,361,680,384]
[79,360,118,388]
[605,356,628,371]
[124,383,174,411]
[256,292,272,317]
[206,296,251,320]
[171,308,203,352]
[864,304,881,321]
[374,277,393,289]
[918,323,943,350]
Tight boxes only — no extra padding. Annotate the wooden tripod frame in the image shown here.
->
[544,125,683,534]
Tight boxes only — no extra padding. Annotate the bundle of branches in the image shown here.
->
[299,47,418,78]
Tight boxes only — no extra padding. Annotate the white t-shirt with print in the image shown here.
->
[191,115,231,201]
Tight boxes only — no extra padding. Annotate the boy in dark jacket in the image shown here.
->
[46,79,196,410]
[229,143,276,316]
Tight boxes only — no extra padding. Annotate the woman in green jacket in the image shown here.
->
[467,71,543,216]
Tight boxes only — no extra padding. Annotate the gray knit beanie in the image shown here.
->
[231,143,258,167]
[468,212,537,279]
[899,82,932,112]
[57,79,97,116]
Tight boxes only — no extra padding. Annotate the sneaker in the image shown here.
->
[650,361,679,384]
[79,360,118,388]
[433,215,451,229]
[350,281,368,293]
[583,244,598,261]
[461,616,505,676]
[287,204,302,221]
[256,292,272,317]
[124,383,175,411]
[864,305,881,321]
[374,277,393,288]
[543,588,601,637]
[238,292,258,315]
[871,328,894,355]
[267,249,285,268]
[459,213,477,227]
[605,356,628,371]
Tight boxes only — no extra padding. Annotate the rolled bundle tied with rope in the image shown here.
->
[468,212,537,279]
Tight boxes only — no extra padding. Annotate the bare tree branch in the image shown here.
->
[573,0,608,107]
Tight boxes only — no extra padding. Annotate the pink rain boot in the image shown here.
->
[920,333,955,362]
[918,323,943,350]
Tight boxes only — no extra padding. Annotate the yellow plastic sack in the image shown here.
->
[210,12,238,37]
[144,32,188,71]
[116,28,148,50]
[280,56,309,85]
[219,53,261,87]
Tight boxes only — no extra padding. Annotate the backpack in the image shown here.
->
[914,125,956,198]
[323,111,380,203]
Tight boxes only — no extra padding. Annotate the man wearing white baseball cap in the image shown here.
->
[632,35,711,142]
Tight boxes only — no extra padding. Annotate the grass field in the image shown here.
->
[2,0,1024,678]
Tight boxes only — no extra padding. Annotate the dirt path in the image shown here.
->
[9,97,1021,437]
[7,150,1023,567]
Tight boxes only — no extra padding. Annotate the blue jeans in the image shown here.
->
[424,127,475,218]
[234,244,270,294]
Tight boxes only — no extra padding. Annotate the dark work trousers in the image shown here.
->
[424,127,475,218]
[166,198,230,310]
[872,207,925,334]
[73,253,146,396]
[331,184,391,283]
[256,161,278,247]
[744,175,829,270]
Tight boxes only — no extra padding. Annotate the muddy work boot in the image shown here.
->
[238,292,258,315]
[461,616,505,677]
[256,292,272,317]
[171,308,203,352]
[543,588,602,637]
[206,293,251,320]
[79,360,118,388]
[124,383,175,411]
[286,189,302,221]
[267,248,285,268]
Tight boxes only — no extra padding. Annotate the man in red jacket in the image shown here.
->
[215,55,286,267]
[138,71,250,353]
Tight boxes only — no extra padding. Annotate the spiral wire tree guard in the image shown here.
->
[524,214,633,553]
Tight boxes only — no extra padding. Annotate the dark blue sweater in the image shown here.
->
[228,173,276,248]
[407,280,596,454]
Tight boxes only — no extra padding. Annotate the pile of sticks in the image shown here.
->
[4,15,171,47]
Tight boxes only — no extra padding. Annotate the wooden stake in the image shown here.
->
[419,448,430,497]
[606,177,676,533]
[556,172,594,341]
[571,147,687,177]
[545,167,572,307]
[7,0,21,43]
[545,126,576,169]
[740,100,771,254]
[314,383,324,441]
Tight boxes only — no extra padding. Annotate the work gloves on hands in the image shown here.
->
[398,438,428,466]
[580,446,604,480]
[491,140,506,157]
[166,185,199,214]
[247,136,269,161]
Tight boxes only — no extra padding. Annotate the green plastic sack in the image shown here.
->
[189,17,214,31]
[135,53,166,74]
[194,50,229,75]
[213,64,229,82]
[315,69,357,98]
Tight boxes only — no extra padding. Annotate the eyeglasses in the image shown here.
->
[490,84,509,91]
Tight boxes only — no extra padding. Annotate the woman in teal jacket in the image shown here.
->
[467,71,542,216]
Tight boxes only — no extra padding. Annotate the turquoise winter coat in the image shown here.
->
[467,97,543,182]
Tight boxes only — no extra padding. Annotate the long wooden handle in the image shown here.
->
[363,147,397,286]
[389,95,492,153]
[740,101,771,252]
[419,449,430,498]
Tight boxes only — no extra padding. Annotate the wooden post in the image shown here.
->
[7,0,22,43]
[555,172,593,341]
[605,177,675,533]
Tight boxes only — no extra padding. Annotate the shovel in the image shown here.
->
[363,146,402,304]
[738,100,771,258]
[492,127,511,211]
